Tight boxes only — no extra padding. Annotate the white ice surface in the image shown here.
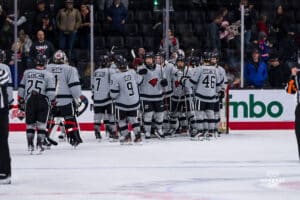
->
[1,130,300,200]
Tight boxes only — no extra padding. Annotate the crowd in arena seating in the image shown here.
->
[0,0,299,89]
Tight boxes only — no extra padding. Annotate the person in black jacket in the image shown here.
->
[268,53,290,88]
[30,30,55,63]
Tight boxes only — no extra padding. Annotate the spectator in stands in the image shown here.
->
[78,4,91,49]
[103,0,129,11]
[6,10,27,32]
[244,48,268,88]
[32,0,51,34]
[132,47,145,70]
[254,32,272,62]
[160,29,179,56]
[256,14,269,37]
[9,29,32,84]
[105,0,127,35]
[39,14,55,43]
[30,30,55,61]
[0,4,11,50]
[56,0,82,57]
[272,5,295,54]
[239,0,256,47]
[208,14,223,52]
[267,52,290,88]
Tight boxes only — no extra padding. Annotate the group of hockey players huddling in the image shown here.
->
[92,49,228,145]
[1,46,227,154]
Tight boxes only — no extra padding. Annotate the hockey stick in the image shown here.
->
[131,49,136,59]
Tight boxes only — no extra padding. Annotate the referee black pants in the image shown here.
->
[295,104,300,160]
[0,108,11,175]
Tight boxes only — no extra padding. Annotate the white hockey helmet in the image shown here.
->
[53,50,68,64]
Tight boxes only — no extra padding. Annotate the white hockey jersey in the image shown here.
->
[137,64,166,101]
[18,68,56,102]
[47,63,82,106]
[110,69,142,111]
[189,65,221,103]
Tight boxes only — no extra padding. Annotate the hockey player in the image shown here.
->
[155,51,177,134]
[137,52,168,139]
[169,55,197,136]
[210,51,228,135]
[110,57,142,144]
[92,55,117,141]
[184,51,221,139]
[0,50,13,184]
[18,54,56,153]
[46,50,83,147]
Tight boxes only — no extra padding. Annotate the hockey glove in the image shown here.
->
[218,90,225,100]
[18,97,25,112]
[138,68,148,75]
[50,99,57,115]
[179,77,188,86]
[160,79,168,87]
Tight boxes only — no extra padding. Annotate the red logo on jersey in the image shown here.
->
[148,78,158,87]
[175,80,180,88]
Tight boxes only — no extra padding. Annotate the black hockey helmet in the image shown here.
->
[176,55,185,63]
[211,50,219,59]
[115,56,128,71]
[0,49,6,63]
[202,51,212,63]
[35,54,47,66]
[145,51,155,59]
[190,56,200,66]
[98,55,110,68]
[157,50,166,59]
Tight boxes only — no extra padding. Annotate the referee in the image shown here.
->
[287,66,300,161]
[0,50,13,184]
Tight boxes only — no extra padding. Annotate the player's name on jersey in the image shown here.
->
[94,71,106,77]
[27,72,45,79]
[50,67,63,73]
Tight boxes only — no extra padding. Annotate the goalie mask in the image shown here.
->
[53,50,68,64]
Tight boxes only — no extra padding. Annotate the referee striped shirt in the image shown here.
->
[0,69,9,109]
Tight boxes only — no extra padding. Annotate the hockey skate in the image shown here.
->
[145,132,151,140]
[190,130,203,141]
[120,134,132,145]
[95,131,102,142]
[108,131,119,142]
[134,133,142,144]
[27,134,35,154]
[42,138,52,150]
[0,174,11,185]
[36,135,45,154]
[155,129,165,139]
[165,129,176,137]
[28,144,34,155]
